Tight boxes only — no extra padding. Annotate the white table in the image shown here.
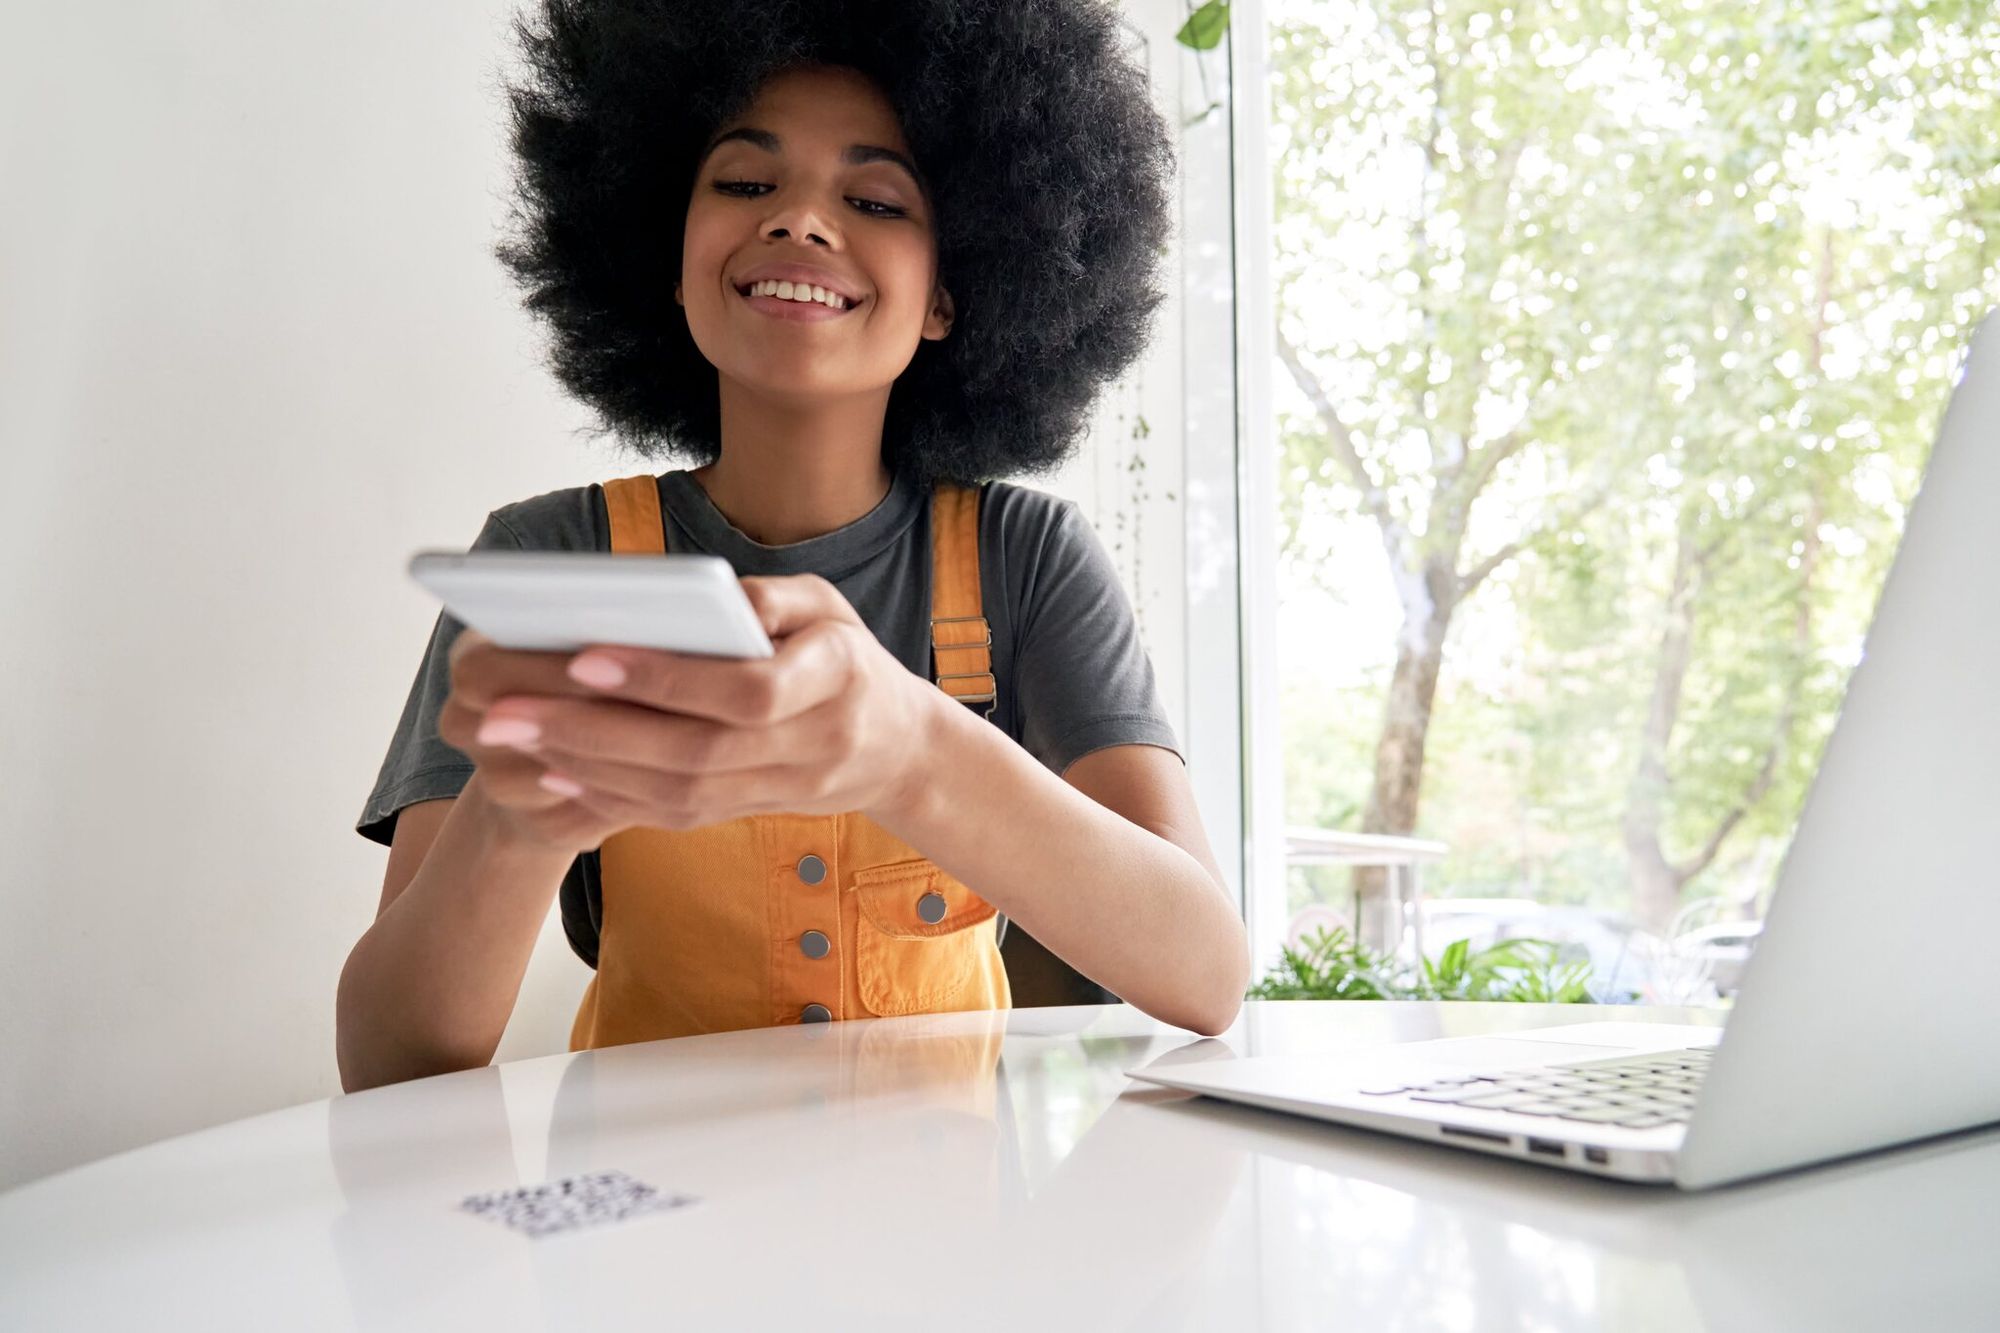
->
[1284,825,1450,957]
[3,1002,1992,1330]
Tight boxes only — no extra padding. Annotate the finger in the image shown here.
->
[740,573,865,640]
[448,629,596,712]
[471,747,584,816]
[485,691,849,775]
[445,626,491,670]
[441,693,564,769]
[556,619,859,727]
[534,750,825,827]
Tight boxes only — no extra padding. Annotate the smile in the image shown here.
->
[734,280,861,323]
[743,278,852,309]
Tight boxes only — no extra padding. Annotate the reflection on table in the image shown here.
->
[2,1002,1993,1331]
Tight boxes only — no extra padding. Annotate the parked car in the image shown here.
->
[1285,895,1758,1004]
[1673,919,1764,997]
[1418,899,1648,1002]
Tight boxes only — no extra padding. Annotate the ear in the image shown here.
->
[675,281,685,307]
[922,284,955,341]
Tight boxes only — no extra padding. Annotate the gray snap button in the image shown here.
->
[799,930,830,959]
[797,855,827,885]
[801,1003,832,1023]
[917,892,949,925]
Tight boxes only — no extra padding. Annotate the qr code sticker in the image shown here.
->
[460,1169,699,1239]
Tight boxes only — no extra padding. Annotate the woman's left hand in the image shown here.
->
[472,574,942,832]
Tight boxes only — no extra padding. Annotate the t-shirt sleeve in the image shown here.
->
[1011,498,1183,776]
[353,510,525,847]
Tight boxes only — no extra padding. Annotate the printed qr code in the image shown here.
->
[460,1169,699,1239]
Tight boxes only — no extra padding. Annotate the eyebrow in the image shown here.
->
[700,127,926,195]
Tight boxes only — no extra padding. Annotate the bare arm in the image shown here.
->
[339,627,642,1093]
[335,773,577,1093]
[878,696,1250,1036]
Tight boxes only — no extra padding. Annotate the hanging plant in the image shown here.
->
[1175,1,1230,51]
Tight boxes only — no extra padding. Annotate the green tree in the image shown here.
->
[1272,0,2000,935]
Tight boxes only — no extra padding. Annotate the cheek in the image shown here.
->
[872,236,940,320]
[676,215,735,368]
[679,207,730,303]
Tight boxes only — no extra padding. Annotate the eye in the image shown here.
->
[848,198,907,218]
[711,179,906,219]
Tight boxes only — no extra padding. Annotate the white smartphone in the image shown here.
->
[408,550,775,658]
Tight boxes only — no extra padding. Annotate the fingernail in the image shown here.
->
[539,771,585,798]
[568,654,626,689]
[477,717,541,747]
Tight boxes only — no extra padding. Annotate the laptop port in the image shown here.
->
[1583,1146,1611,1165]
[1526,1138,1567,1158]
[1438,1125,1510,1145]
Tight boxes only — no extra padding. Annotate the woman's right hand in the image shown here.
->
[436,628,627,854]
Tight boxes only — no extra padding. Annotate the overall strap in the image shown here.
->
[602,475,666,555]
[602,473,996,716]
[931,483,997,718]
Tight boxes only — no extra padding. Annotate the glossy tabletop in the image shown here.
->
[3,1001,1993,1331]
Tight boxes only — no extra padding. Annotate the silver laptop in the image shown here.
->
[1131,312,2000,1189]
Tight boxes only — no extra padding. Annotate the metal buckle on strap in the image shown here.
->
[933,618,997,717]
[937,672,997,702]
[937,672,998,719]
[930,615,993,650]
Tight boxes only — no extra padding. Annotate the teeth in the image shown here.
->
[748,279,849,310]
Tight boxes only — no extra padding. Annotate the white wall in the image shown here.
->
[0,0,1228,1192]
[1040,0,1246,911]
[0,3,605,1191]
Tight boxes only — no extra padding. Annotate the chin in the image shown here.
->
[731,360,892,404]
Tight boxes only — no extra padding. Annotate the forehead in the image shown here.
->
[718,65,910,153]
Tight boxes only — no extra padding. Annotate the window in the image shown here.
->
[1245,0,2000,999]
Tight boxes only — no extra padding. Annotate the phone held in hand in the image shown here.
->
[408,551,775,658]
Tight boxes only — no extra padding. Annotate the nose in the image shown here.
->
[762,197,840,249]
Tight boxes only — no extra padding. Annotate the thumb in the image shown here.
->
[739,574,865,640]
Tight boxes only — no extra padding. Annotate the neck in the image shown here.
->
[690,375,896,545]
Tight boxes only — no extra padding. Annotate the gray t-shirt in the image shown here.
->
[355,466,1180,967]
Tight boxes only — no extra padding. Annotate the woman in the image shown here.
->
[339,0,1249,1092]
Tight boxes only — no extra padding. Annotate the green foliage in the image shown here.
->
[1176,1,1231,51]
[1248,927,1598,1003]
[1271,0,2000,920]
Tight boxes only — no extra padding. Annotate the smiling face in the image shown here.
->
[678,64,954,406]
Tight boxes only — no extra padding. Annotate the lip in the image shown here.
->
[736,286,856,321]
[731,262,866,307]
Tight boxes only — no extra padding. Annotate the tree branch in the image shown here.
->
[1275,326,1403,544]
[1673,800,1754,888]
[1462,426,1528,501]
[1671,488,1826,887]
[1456,469,1618,597]
[1458,535,1530,596]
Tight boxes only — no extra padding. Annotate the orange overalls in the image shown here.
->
[568,474,1014,1050]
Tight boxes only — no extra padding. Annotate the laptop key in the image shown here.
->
[1453,1092,1564,1112]
[1406,1079,1492,1095]
[1410,1087,1509,1104]
[1615,1113,1685,1129]
[1553,1106,1639,1123]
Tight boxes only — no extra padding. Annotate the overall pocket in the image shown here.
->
[850,859,998,1017]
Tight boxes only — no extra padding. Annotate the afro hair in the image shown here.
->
[497,0,1175,490]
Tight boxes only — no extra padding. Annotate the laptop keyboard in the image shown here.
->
[1358,1046,1713,1130]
